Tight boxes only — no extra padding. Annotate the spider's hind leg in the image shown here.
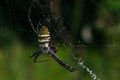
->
[30,49,49,63]
[49,49,77,72]
[30,49,41,57]
[33,53,49,62]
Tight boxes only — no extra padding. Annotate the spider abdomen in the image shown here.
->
[38,26,50,48]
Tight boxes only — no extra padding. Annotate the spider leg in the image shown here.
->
[28,1,38,34]
[53,17,64,37]
[30,49,49,63]
[54,17,66,35]
[54,17,62,28]
[50,17,65,46]
[49,49,77,72]
[36,19,42,33]
[30,49,41,57]
[34,53,49,62]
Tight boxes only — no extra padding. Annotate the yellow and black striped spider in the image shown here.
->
[28,1,77,72]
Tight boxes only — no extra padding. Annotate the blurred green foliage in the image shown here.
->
[0,0,120,80]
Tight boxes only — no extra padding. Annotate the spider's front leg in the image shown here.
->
[30,49,49,62]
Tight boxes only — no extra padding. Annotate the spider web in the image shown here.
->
[26,0,119,80]
[27,0,101,80]
[2,0,119,80]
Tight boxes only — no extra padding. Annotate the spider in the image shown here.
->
[28,1,77,72]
